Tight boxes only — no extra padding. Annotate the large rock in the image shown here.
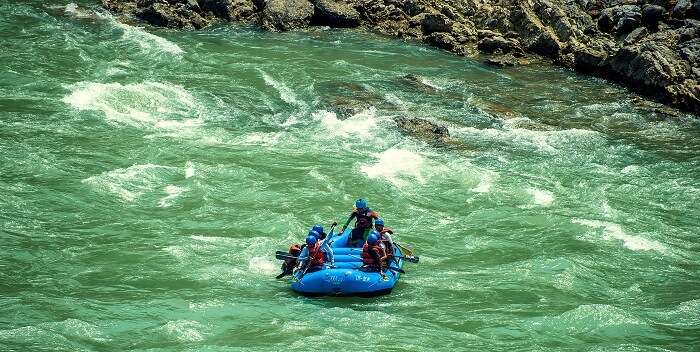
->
[311,0,360,27]
[200,0,255,21]
[421,13,452,34]
[135,2,209,29]
[641,4,666,28]
[259,0,314,31]
[393,116,449,142]
[598,5,642,34]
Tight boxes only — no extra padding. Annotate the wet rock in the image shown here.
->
[477,33,521,54]
[136,2,208,29]
[671,0,694,19]
[397,74,439,93]
[599,5,642,34]
[484,53,529,67]
[624,26,648,45]
[421,13,452,34]
[259,0,314,31]
[317,81,386,119]
[641,4,667,28]
[311,0,360,28]
[426,32,460,52]
[393,116,449,141]
[200,0,255,21]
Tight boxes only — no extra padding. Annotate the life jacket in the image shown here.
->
[354,208,378,229]
[307,242,325,267]
[362,242,386,266]
[282,244,301,271]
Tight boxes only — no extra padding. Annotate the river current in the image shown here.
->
[1,1,699,351]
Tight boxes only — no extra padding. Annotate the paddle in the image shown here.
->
[276,253,405,274]
[394,241,414,257]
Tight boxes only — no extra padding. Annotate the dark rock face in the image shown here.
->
[260,0,315,31]
[102,0,700,115]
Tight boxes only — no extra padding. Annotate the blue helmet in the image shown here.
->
[308,230,320,239]
[306,234,318,245]
[311,224,324,234]
[355,198,368,210]
[375,218,385,226]
[367,231,380,244]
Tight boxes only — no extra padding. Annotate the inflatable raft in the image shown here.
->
[290,229,404,296]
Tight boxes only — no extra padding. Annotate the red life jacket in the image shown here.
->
[307,243,325,267]
[361,242,385,266]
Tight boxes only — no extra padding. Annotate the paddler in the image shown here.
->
[361,231,388,277]
[339,198,380,247]
[297,231,335,274]
[374,218,395,262]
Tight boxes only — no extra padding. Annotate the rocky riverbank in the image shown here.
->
[102,0,700,115]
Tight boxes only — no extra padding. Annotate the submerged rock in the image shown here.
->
[393,116,449,142]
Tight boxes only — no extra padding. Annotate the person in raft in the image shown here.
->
[374,218,395,262]
[297,231,335,274]
[340,198,380,247]
[361,231,388,276]
[277,226,333,279]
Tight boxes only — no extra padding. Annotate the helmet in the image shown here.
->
[375,218,384,226]
[306,235,318,245]
[367,231,379,244]
[312,224,324,234]
[355,198,368,210]
[308,230,320,239]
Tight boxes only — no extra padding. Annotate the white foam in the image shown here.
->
[185,161,195,179]
[472,175,493,193]
[315,109,378,139]
[621,165,639,174]
[65,3,78,14]
[360,148,425,188]
[572,219,666,252]
[527,188,554,206]
[113,21,184,55]
[158,185,185,208]
[63,81,202,129]
[163,320,204,342]
[260,71,303,107]
[248,256,277,275]
[418,77,444,90]
[83,164,177,202]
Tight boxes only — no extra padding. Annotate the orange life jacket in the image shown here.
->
[307,242,325,267]
[362,242,386,266]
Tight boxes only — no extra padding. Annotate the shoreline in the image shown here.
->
[102,0,700,117]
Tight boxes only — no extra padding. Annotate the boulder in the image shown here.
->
[427,32,459,52]
[624,26,648,45]
[421,13,452,34]
[393,116,449,142]
[200,0,255,21]
[484,53,529,67]
[641,5,666,28]
[311,0,360,28]
[671,0,693,19]
[135,2,208,29]
[259,0,314,31]
[477,34,521,54]
[598,5,641,34]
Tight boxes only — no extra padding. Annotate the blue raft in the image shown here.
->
[290,229,404,296]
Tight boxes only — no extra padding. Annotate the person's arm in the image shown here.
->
[340,212,356,232]
[297,247,309,265]
[321,240,334,266]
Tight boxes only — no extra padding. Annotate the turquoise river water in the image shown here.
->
[1,1,699,351]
